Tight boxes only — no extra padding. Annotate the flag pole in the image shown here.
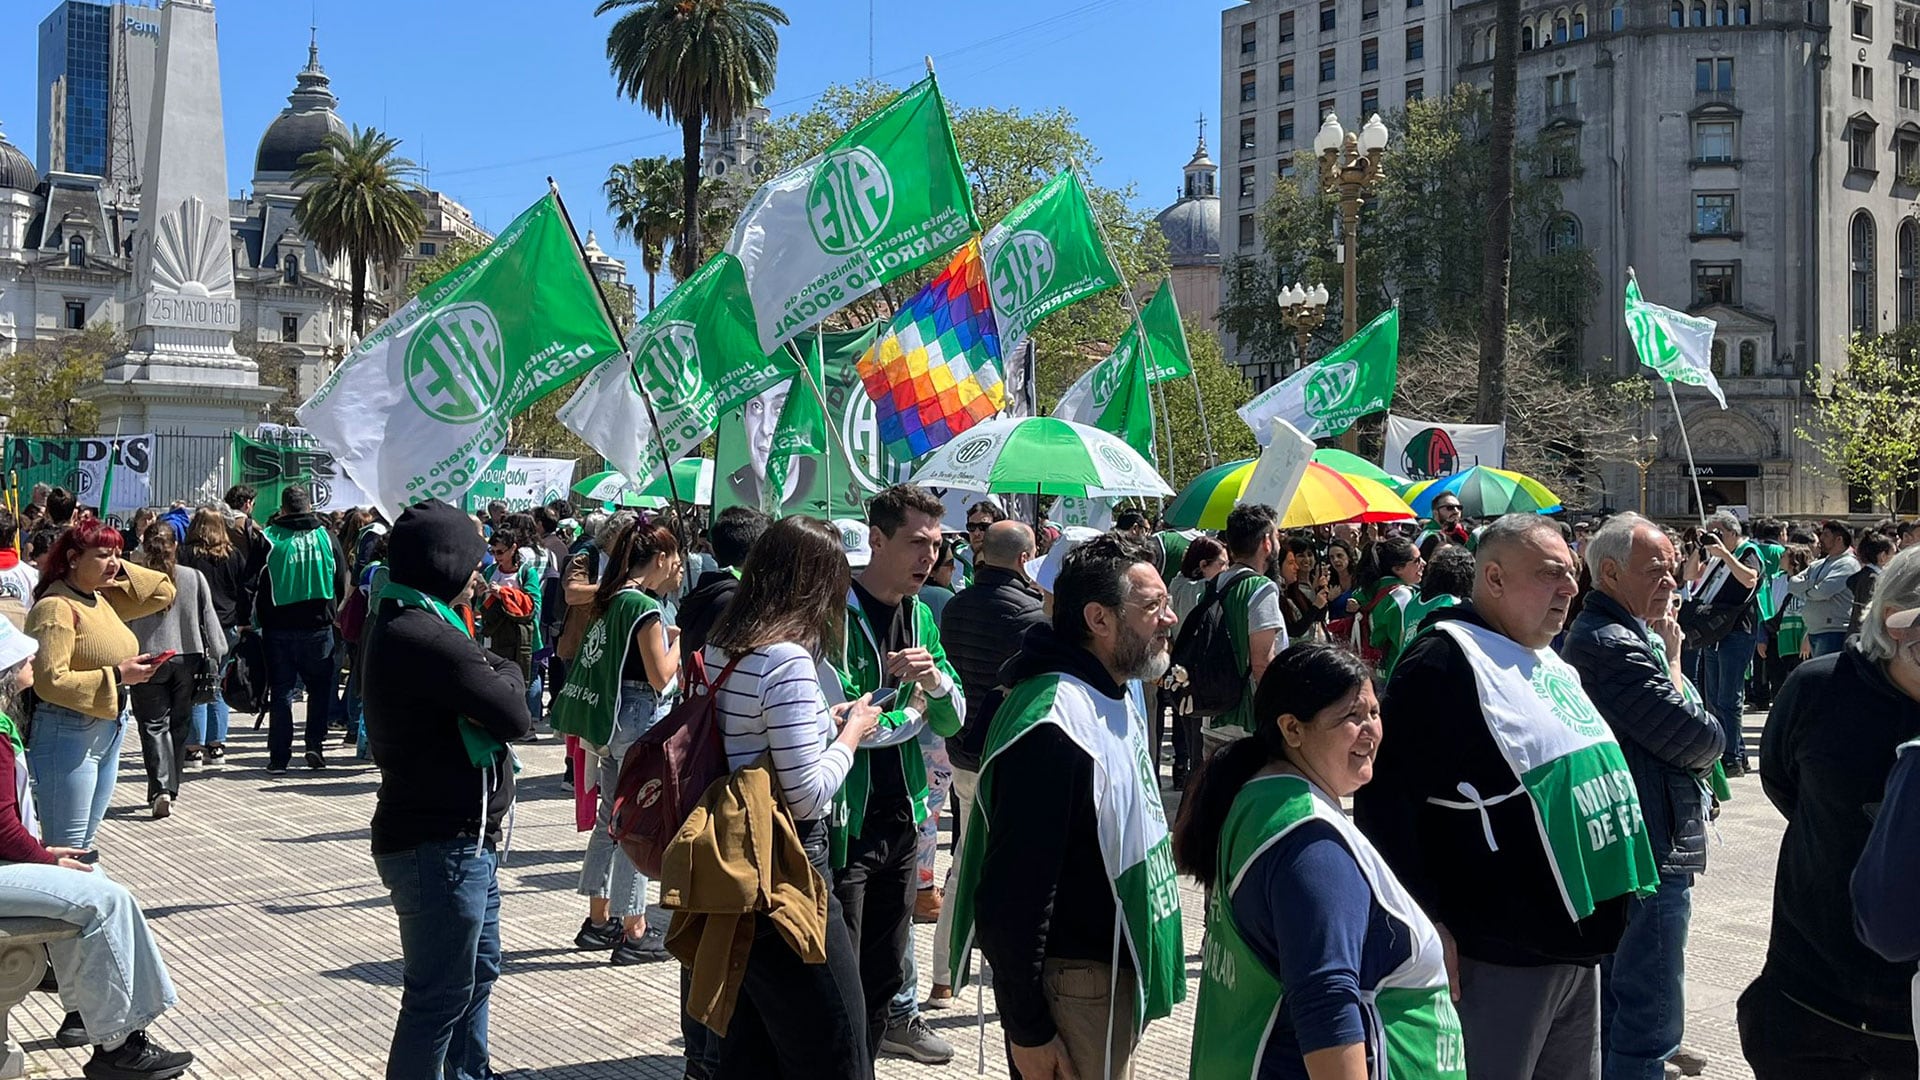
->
[1071,155,1168,475]
[547,177,688,515]
[1167,289,1217,466]
[1667,380,1709,527]
[818,322,831,514]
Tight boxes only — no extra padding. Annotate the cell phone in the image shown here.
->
[145,650,177,665]
[74,849,99,865]
[867,687,899,710]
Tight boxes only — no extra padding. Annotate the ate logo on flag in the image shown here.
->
[1303,360,1358,420]
[1534,664,1608,739]
[635,322,704,402]
[988,232,1056,313]
[406,302,505,424]
[809,148,894,254]
[1091,344,1132,411]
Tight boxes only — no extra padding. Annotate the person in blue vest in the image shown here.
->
[827,484,966,1066]
[256,485,350,774]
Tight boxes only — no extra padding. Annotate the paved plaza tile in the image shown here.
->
[8,709,1780,1078]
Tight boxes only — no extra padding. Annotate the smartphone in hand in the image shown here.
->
[144,650,178,665]
[867,687,899,710]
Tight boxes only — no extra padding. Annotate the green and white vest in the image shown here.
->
[947,670,1186,1033]
[1193,771,1464,1080]
[1428,621,1659,921]
[549,589,659,751]
[263,524,335,605]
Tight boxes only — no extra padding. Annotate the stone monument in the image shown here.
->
[83,0,279,435]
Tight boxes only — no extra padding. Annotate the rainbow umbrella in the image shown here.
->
[1334,473,1418,522]
[1165,460,1416,529]
[1405,465,1562,517]
[1311,448,1406,489]
[1164,458,1256,529]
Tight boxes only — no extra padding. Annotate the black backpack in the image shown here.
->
[1170,568,1256,719]
[223,629,269,717]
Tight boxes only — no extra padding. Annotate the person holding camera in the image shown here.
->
[1680,511,1762,776]
[1788,520,1863,659]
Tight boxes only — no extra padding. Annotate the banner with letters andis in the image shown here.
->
[4,434,154,513]
[1382,415,1506,482]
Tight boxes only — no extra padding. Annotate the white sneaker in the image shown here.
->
[150,794,171,820]
[879,1015,953,1064]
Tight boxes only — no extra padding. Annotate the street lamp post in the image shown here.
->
[1315,111,1389,451]
[1278,282,1330,374]
[1631,435,1660,517]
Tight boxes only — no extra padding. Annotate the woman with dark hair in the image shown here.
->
[550,519,682,964]
[1176,643,1463,1080]
[1353,536,1429,676]
[25,514,174,849]
[180,507,252,768]
[126,524,224,819]
[1280,536,1332,641]
[699,515,880,1078]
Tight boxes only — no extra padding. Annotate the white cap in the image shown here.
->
[1025,526,1103,594]
[832,518,872,568]
[0,616,37,673]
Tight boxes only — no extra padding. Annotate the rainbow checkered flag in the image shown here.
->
[857,238,1007,461]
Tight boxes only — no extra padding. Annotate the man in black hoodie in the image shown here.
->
[675,505,768,672]
[364,498,530,1080]
[257,486,351,773]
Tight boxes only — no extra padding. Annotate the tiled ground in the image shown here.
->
[8,708,1780,1079]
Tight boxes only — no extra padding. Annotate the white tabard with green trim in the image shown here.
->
[1427,620,1660,921]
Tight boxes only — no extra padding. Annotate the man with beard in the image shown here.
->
[948,532,1187,1080]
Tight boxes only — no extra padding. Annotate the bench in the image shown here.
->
[0,917,80,1079]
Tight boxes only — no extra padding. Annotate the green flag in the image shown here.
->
[981,169,1122,355]
[728,74,979,353]
[1236,306,1400,443]
[1052,330,1156,460]
[766,323,883,514]
[1625,271,1726,409]
[1135,279,1194,384]
[297,192,621,516]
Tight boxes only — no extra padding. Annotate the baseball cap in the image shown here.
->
[1025,526,1103,594]
[832,518,872,568]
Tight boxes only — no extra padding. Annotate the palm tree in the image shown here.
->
[1475,0,1519,425]
[604,155,682,309]
[597,0,787,280]
[292,126,425,335]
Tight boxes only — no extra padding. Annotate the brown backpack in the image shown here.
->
[609,649,748,877]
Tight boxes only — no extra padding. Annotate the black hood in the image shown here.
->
[268,511,326,532]
[388,499,483,602]
[997,621,1126,700]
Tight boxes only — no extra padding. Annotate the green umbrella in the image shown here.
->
[572,459,714,507]
[1311,448,1407,489]
[1405,465,1562,517]
[907,416,1173,498]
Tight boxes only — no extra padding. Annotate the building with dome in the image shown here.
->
[1154,131,1223,347]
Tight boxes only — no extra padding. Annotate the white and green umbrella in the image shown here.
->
[908,416,1173,499]
[572,459,715,508]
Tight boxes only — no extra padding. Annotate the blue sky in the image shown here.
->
[0,0,1224,278]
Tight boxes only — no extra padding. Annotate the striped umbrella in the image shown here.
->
[1165,460,1417,529]
[1311,448,1407,489]
[572,458,715,508]
[907,416,1173,498]
[1404,465,1562,517]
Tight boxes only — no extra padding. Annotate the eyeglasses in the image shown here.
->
[1126,595,1175,617]
[967,521,990,532]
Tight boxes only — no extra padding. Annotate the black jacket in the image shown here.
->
[1353,606,1631,966]
[1561,591,1723,875]
[973,623,1129,1048]
[364,499,531,855]
[675,569,738,679]
[255,512,350,632]
[939,564,1047,772]
[1760,645,1920,1035]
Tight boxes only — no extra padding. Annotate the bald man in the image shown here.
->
[929,519,1044,1002]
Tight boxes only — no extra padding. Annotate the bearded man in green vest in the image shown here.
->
[1354,514,1658,1080]
[948,532,1186,1080]
[258,485,351,774]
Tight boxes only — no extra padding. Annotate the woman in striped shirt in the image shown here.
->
[702,515,879,1078]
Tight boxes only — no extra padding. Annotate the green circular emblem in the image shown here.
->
[404,302,505,425]
[1533,663,1607,739]
[807,147,893,255]
[989,231,1056,315]
[1302,359,1357,420]
[634,321,703,402]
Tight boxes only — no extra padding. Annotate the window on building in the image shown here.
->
[1854,211,1879,332]
[66,236,84,268]
[1545,135,1580,176]
[281,314,299,343]
[1544,214,1582,253]
[1280,155,1297,178]
[1362,87,1380,116]
[1409,0,1424,9]
[1739,339,1758,374]
[1902,220,1919,325]
[1240,165,1257,201]
[1573,9,1589,36]
[1901,3,1920,46]
[1853,117,1880,170]
[1901,127,1920,176]
[1613,3,1626,29]
[1280,11,1296,42]
[1713,0,1728,24]
[419,241,437,257]
[1694,192,1737,234]
[1554,14,1570,41]
[1546,72,1579,106]
[1407,25,1425,60]
[1855,63,1876,99]
[1695,119,1736,160]
[1320,48,1338,82]
[1696,57,1734,91]
[63,300,85,330]
[1710,339,1727,374]
[1904,74,1920,110]
[1278,109,1296,142]
[1321,0,1337,31]
[1241,116,1258,157]
[1362,37,1379,71]
[1407,77,1426,101]
[1280,59,1296,92]
[1363,0,1380,19]
[1242,69,1258,103]
[1856,2,1874,38]
[280,253,298,284]
[1695,262,1738,305]
[1239,213,1257,249]
[1692,1,1707,25]
[1522,22,1536,49]
[1736,0,1751,22]
[1671,1,1685,25]
[1241,22,1258,55]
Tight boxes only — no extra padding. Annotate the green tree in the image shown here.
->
[292,126,426,336]
[604,155,680,309]
[598,0,786,280]
[0,325,113,434]
[1797,332,1920,516]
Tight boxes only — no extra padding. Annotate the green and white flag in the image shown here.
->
[1625,270,1725,409]
[1134,278,1194,384]
[763,323,883,508]
[1238,306,1399,443]
[298,193,620,517]
[981,169,1122,358]
[728,75,978,353]
[1052,327,1156,461]
[559,252,794,488]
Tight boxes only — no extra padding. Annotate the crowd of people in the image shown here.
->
[9,470,1920,1080]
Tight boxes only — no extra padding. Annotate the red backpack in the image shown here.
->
[608,650,747,877]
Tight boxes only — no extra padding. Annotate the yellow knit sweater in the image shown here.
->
[27,563,178,719]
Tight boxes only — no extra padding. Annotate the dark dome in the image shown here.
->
[253,41,346,178]
[0,125,36,193]
[1156,198,1220,263]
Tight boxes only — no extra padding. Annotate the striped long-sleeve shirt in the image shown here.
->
[704,641,852,821]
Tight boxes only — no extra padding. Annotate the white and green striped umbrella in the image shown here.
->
[572,459,715,507]
[908,416,1173,499]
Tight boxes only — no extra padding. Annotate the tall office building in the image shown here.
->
[36,0,159,190]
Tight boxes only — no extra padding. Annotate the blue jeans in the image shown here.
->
[1700,628,1755,769]
[28,701,126,849]
[1601,873,1693,1080]
[191,626,242,748]
[1808,631,1847,658]
[266,626,338,767]
[576,682,657,919]
[0,862,178,1045]
[375,839,501,1080]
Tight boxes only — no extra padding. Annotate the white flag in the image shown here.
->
[1625,271,1726,409]
[1240,419,1317,512]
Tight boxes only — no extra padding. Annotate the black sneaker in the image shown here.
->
[55,1010,87,1048]
[266,762,288,776]
[573,917,622,951]
[82,1030,194,1080]
[205,745,225,768]
[610,926,669,965]
[304,750,326,770]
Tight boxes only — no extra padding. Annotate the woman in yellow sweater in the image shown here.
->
[26,514,175,850]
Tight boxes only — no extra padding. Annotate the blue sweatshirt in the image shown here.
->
[1853,742,1920,965]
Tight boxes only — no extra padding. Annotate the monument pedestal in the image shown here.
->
[80,369,281,437]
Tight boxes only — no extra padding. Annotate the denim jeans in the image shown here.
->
[1808,631,1848,658]
[189,626,240,749]
[576,681,658,920]
[266,626,338,767]
[0,862,177,1046]
[1700,627,1756,769]
[524,671,544,731]
[1601,873,1693,1080]
[375,839,501,1080]
[28,701,126,849]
